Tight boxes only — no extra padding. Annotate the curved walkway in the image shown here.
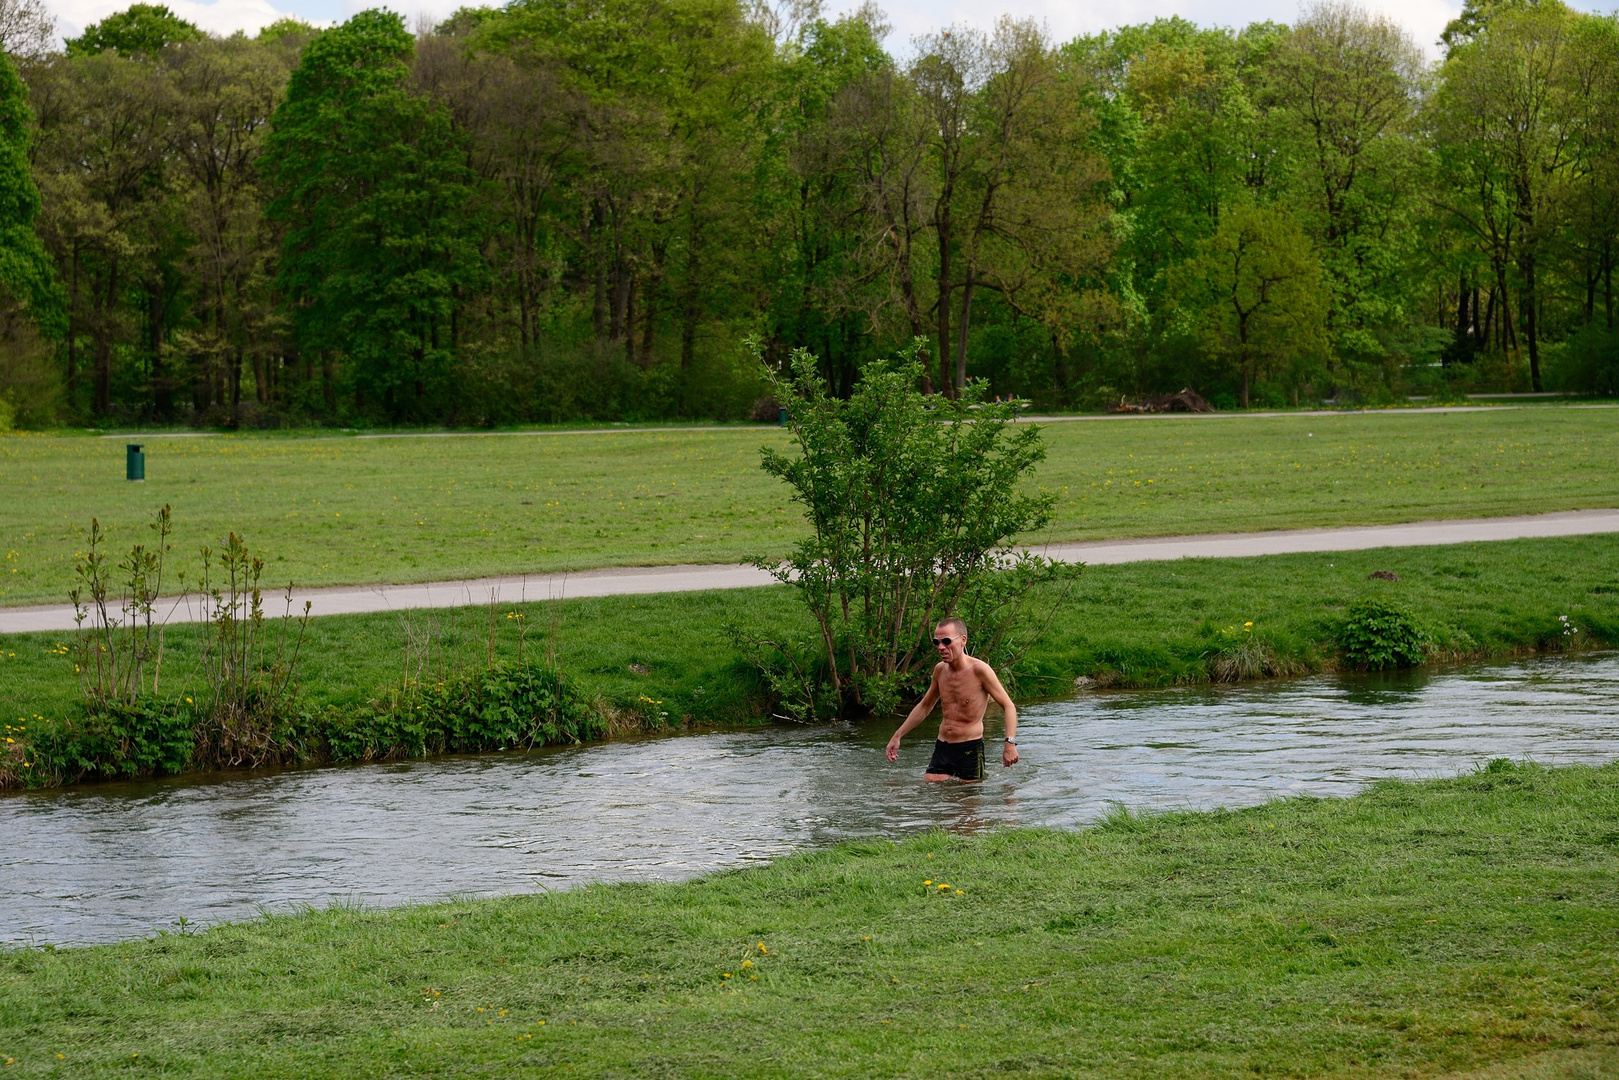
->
[3,508,1616,636]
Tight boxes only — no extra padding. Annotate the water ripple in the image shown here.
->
[3,654,1616,945]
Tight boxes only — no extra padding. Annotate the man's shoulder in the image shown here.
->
[969,656,1001,679]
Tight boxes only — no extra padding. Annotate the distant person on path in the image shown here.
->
[885,617,1019,781]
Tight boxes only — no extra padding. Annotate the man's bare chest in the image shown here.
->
[938,670,986,713]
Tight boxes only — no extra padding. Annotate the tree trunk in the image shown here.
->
[149,280,171,418]
[66,247,80,408]
[1480,287,1495,354]
[1455,274,1469,340]
[639,240,664,368]
[623,278,637,364]
[1522,253,1541,390]
[589,201,606,345]
[954,271,975,392]
[230,347,243,426]
[935,203,955,399]
[1604,239,1613,330]
[94,260,118,417]
[609,215,629,345]
[1496,265,1515,355]
[1238,313,1251,409]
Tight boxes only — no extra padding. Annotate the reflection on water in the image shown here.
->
[3,653,1616,946]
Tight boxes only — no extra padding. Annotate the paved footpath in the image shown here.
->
[3,508,1616,636]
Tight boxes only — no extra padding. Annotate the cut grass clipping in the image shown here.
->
[2,761,1615,1077]
[4,406,1619,606]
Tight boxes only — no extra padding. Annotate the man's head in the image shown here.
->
[933,617,967,661]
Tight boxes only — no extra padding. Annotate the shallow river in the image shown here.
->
[4,653,1617,946]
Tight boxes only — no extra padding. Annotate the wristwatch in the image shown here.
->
[1004,738,1017,745]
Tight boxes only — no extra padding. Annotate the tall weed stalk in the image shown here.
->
[194,532,312,767]
[69,506,177,706]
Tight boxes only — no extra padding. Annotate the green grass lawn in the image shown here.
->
[2,761,1615,1077]
[3,406,1617,608]
[6,534,1616,740]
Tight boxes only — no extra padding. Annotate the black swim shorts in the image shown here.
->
[926,738,985,781]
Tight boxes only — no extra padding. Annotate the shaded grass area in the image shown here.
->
[1,761,1615,1077]
[3,406,1618,607]
[4,535,1616,788]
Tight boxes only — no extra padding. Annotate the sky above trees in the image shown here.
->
[40,0,1612,57]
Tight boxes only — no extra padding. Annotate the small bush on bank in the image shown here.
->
[2,662,608,789]
[7,701,193,786]
[1336,600,1428,670]
[328,663,603,762]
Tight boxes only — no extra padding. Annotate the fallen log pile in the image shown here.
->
[1114,388,1216,413]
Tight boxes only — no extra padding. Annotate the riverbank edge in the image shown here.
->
[2,761,1616,1078]
[5,534,1618,792]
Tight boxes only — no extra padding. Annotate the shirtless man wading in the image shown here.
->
[884,617,1018,782]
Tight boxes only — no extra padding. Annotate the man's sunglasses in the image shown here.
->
[931,636,955,647]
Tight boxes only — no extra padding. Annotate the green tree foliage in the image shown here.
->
[0,45,58,330]
[5,0,1619,425]
[0,44,62,427]
[1265,3,1424,361]
[265,10,481,419]
[1430,0,1612,390]
[65,3,201,57]
[1170,205,1330,406]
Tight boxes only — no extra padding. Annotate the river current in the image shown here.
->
[3,653,1616,946]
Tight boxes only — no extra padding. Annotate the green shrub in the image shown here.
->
[1336,600,1428,670]
[746,339,1077,718]
[327,663,601,763]
[22,702,194,784]
[1545,326,1619,395]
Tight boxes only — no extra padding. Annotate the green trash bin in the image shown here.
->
[126,444,145,482]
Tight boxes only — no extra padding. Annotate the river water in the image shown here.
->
[3,654,1617,946]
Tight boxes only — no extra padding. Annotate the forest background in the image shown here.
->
[0,0,1617,428]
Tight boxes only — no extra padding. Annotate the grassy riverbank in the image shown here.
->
[3,406,1618,606]
[4,534,1617,789]
[2,761,1616,1077]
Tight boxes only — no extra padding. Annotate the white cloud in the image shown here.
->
[43,0,1614,62]
[48,0,312,41]
[842,0,1466,58]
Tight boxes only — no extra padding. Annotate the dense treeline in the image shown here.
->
[0,0,1616,426]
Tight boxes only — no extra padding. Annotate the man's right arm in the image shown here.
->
[886,668,940,762]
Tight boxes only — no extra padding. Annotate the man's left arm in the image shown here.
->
[980,663,1019,767]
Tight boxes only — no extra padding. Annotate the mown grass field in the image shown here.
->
[5,534,1616,731]
[2,405,1617,608]
[2,761,1614,1077]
